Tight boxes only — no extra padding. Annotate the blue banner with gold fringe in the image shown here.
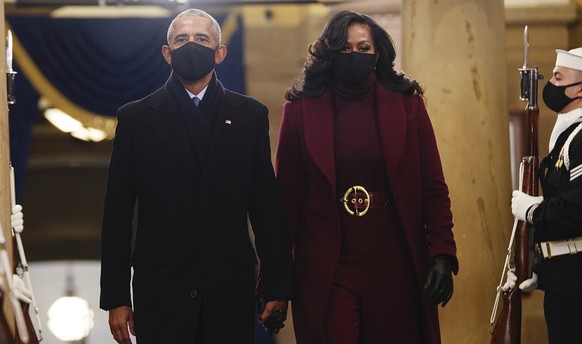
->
[8,10,245,118]
[7,9,246,200]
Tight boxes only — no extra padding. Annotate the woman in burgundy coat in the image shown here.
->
[275,11,458,344]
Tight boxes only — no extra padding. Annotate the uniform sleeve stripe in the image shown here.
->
[570,166,582,181]
[572,164,582,174]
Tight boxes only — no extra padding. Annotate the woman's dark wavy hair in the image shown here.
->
[285,10,423,101]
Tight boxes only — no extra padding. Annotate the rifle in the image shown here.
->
[0,209,28,343]
[9,166,42,344]
[489,25,542,344]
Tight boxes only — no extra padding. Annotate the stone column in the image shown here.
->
[401,1,522,343]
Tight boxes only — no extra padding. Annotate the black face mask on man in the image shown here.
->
[333,52,376,85]
[542,80,582,113]
[170,42,216,82]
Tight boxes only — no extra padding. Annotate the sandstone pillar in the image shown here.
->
[402,1,523,342]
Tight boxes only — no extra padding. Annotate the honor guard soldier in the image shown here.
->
[510,47,582,344]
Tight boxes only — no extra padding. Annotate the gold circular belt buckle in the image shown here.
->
[341,185,370,217]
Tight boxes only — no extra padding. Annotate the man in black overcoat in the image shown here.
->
[99,8,294,344]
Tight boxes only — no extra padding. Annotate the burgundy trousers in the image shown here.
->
[323,206,424,344]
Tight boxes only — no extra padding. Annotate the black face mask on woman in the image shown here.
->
[333,52,376,85]
[170,42,216,82]
[542,80,582,113]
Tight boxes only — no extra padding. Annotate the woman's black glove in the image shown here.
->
[424,255,454,307]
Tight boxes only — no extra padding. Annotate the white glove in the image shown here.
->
[11,204,23,233]
[500,269,537,293]
[519,272,538,292]
[511,190,543,223]
[500,268,517,292]
[12,275,32,304]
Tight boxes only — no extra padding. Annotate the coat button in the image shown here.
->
[190,289,198,298]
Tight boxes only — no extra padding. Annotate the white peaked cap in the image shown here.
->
[555,48,582,71]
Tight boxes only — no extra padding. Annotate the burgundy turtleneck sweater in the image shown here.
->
[332,74,388,196]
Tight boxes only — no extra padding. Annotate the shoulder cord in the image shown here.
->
[562,120,582,171]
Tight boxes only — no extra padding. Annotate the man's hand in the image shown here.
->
[109,306,135,344]
[258,299,288,334]
[519,272,538,292]
[501,269,538,292]
[511,190,543,223]
[12,275,31,304]
[11,204,24,233]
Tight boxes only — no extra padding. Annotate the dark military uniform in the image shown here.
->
[533,119,582,344]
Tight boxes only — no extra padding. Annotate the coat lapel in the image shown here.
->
[375,83,407,186]
[301,83,407,190]
[200,90,243,181]
[302,90,336,188]
[146,75,208,181]
[170,84,212,167]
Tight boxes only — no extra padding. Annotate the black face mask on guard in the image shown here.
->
[170,42,216,82]
[542,80,582,113]
[333,52,377,85]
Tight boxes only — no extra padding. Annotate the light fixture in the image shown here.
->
[44,108,108,142]
[47,263,94,343]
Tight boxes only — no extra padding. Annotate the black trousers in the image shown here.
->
[544,292,582,343]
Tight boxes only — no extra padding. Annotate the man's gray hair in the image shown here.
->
[167,9,222,46]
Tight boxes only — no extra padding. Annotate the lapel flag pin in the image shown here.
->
[225,119,232,125]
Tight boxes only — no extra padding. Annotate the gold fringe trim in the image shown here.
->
[8,9,239,140]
